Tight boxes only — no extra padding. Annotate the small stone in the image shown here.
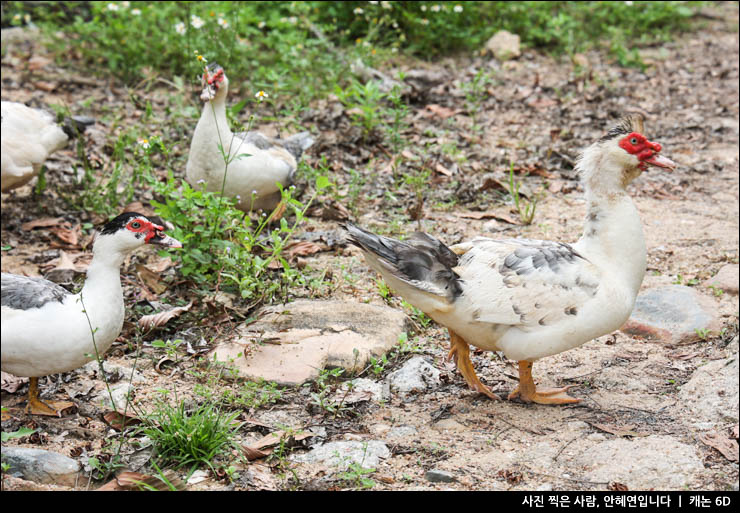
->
[386,356,441,396]
[82,361,147,383]
[621,285,722,344]
[2,447,81,487]
[703,264,739,295]
[292,441,390,470]
[679,355,739,427]
[388,425,418,439]
[425,469,457,483]
[484,30,521,61]
[94,383,134,410]
[536,483,554,491]
[432,418,466,432]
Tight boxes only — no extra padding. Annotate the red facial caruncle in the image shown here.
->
[618,132,676,171]
[126,218,162,243]
[202,67,224,87]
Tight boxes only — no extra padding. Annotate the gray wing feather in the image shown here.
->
[1,273,71,310]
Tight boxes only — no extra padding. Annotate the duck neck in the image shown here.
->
[79,238,125,307]
[575,176,647,298]
[198,91,231,143]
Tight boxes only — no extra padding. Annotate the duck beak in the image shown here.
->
[643,154,677,171]
[148,230,183,248]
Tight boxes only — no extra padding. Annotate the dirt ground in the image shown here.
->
[1,4,738,491]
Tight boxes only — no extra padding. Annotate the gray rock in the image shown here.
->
[386,356,441,396]
[576,435,705,490]
[210,300,408,385]
[333,378,384,404]
[82,360,147,383]
[292,440,390,470]
[703,264,739,295]
[388,425,418,439]
[679,354,739,427]
[93,382,134,411]
[484,30,521,60]
[2,447,80,487]
[621,285,722,344]
[425,469,457,483]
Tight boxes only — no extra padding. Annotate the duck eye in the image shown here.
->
[130,221,141,229]
[630,137,638,145]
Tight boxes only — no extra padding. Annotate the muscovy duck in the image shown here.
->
[186,62,314,211]
[1,101,94,192]
[345,115,676,404]
[1,212,181,416]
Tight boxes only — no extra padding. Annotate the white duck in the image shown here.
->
[1,212,181,416]
[345,115,676,404]
[186,63,314,212]
[1,101,93,192]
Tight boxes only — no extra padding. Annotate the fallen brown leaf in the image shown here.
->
[608,482,629,491]
[21,217,64,231]
[699,431,739,462]
[103,411,142,431]
[49,223,81,247]
[285,241,330,259]
[249,430,314,451]
[424,104,462,119]
[136,264,167,294]
[455,211,520,225]
[138,302,193,330]
[1,371,28,393]
[434,162,452,176]
[97,471,184,491]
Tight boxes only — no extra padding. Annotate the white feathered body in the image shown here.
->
[1,101,69,191]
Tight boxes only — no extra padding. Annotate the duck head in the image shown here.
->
[200,62,228,102]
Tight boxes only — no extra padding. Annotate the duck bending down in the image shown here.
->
[1,212,181,416]
[1,101,94,192]
[345,115,676,404]
[186,62,314,212]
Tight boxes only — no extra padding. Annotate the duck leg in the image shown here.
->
[447,330,500,400]
[508,361,581,405]
[26,377,75,417]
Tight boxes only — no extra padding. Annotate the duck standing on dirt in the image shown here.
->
[345,115,676,404]
[1,101,94,192]
[186,62,314,212]
[1,212,182,416]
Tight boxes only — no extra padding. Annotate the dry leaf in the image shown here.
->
[455,211,520,225]
[97,471,184,491]
[138,302,193,330]
[608,482,629,491]
[136,264,167,294]
[285,241,330,259]
[241,445,271,461]
[103,411,142,431]
[699,431,739,462]
[424,104,461,119]
[479,176,508,193]
[34,81,58,92]
[1,371,27,393]
[249,430,314,451]
[49,224,81,247]
[434,163,452,176]
[123,201,156,218]
[21,217,64,231]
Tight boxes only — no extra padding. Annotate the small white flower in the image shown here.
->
[454,5,463,12]
[354,7,364,14]
[23,13,30,23]
[420,5,427,12]
[287,16,297,24]
[226,246,231,253]
[254,90,269,101]
[138,138,150,149]
[131,8,141,15]
[236,195,241,200]
[381,1,392,9]
[191,14,204,29]
[197,179,206,184]
[121,1,130,8]
[369,1,378,4]
[12,14,20,22]
[252,190,259,195]
[174,22,186,35]
[217,17,229,28]
[391,47,398,53]
[107,3,119,11]
[431,4,441,12]
[258,21,266,29]
[363,41,371,47]
[624,0,634,4]
[420,18,429,25]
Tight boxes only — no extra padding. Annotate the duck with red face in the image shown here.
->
[1,212,181,416]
